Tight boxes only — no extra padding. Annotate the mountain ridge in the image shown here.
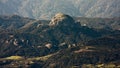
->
[0,0,120,19]
[0,13,120,68]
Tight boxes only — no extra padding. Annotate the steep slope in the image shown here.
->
[43,34,120,68]
[0,33,47,57]
[0,13,108,58]
[0,0,120,19]
[0,14,120,68]
[0,0,22,15]
[85,0,120,18]
[0,15,35,30]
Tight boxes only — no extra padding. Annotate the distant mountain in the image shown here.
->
[0,0,120,19]
[75,17,120,30]
[0,0,22,15]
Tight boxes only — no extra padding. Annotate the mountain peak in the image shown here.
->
[49,13,75,26]
[54,13,66,18]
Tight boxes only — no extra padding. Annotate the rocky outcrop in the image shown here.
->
[49,13,75,27]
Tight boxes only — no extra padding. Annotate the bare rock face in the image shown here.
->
[49,13,75,27]
[45,43,52,49]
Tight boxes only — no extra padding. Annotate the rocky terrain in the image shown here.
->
[0,13,120,68]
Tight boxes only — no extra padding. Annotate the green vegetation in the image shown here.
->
[0,14,120,68]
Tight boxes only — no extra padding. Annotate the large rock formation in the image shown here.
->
[49,13,75,27]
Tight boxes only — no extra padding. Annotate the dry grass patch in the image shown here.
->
[27,54,53,61]
[5,56,24,60]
